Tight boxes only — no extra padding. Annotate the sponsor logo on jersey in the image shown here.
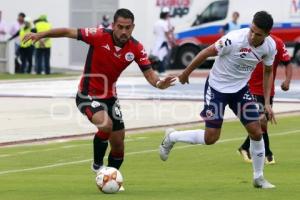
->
[125,52,135,61]
[236,65,254,72]
[239,48,252,53]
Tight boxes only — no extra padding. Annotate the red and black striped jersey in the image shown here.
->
[77,27,151,98]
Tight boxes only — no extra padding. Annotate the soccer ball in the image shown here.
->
[95,167,123,194]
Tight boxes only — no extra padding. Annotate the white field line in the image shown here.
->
[0,129,299,175]
[0,137,148,158]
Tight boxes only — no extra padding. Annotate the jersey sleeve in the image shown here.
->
[135,42,152,72]
[263,45,277,67]
[277,39,291,62]
[77,27,103,45]
[214,34,233,56]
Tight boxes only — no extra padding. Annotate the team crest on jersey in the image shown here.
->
[206,109,214,118]
[125,52,135,61]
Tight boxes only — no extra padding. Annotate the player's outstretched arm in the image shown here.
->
[143,68,176,89]
[22,28,78,45]
[178,44,217,84]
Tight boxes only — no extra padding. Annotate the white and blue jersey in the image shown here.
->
[209,28,276,93]
[201,28,277,128]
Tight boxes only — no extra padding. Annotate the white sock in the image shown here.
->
[169,129,206,144]
[250,138,265,179]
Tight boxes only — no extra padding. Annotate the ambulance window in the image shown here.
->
[192,0,228,26]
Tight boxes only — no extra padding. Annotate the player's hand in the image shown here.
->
[281,80,290,91]
[22,32,43,45]
[265,104,277,124]
[156,76,177,89]
[178,72,190,84]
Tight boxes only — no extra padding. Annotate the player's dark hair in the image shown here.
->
[253,11,273,33]
[18,12,26,18]
[114,8,134,23]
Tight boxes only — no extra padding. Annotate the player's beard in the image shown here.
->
[113,33,129,47]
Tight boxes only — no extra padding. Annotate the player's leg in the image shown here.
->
[244,122,265,179]
[261,96,275,164]
[231,87,274,188]
[91,110,112,171]
[159,78,226,161]
[238,136,252,163]
[250,95,275,164]
[108,129,125,169]
[107,98,125,169]
[237,94,264,163]
[76,93,113,172]
[260,112,275,164]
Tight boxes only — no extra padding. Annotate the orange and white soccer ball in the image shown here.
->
[95,167,123,194]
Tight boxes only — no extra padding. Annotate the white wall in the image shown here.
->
[0,0,70,68]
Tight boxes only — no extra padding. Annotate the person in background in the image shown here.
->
[34,15,52,74]
[9,12,26,73]
[9,17,34,73]
[220,11,241,35]
[99,15,111,29]
[0,11,8,41]
[151,7,176,76]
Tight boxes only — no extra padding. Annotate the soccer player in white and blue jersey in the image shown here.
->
[159,11,277,189]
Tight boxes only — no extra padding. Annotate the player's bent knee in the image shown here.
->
[95,119,113,132]
[95,130,110,140]
[204,128,220,145]
[205,137,218,145]
[204,134,219,145]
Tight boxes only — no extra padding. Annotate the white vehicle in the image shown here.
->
[169,0,300,68]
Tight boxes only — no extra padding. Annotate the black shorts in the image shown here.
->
[200,78,259,128]
[76,92,125,131]
[253,95,274,119]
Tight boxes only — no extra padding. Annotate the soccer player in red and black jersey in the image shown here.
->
[23,9,176,176]
[238,35,293,164]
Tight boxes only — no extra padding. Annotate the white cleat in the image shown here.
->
[253,176,276,189]
[91,162,104,174]
[159,128,176,161]
[119,185,125,192]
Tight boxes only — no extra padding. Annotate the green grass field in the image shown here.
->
[0,115,299,200]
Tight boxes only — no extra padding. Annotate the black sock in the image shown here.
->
[108,152,124,169]
[240,136,250,150]
[93,135,108,166]
[263,132,272,156]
